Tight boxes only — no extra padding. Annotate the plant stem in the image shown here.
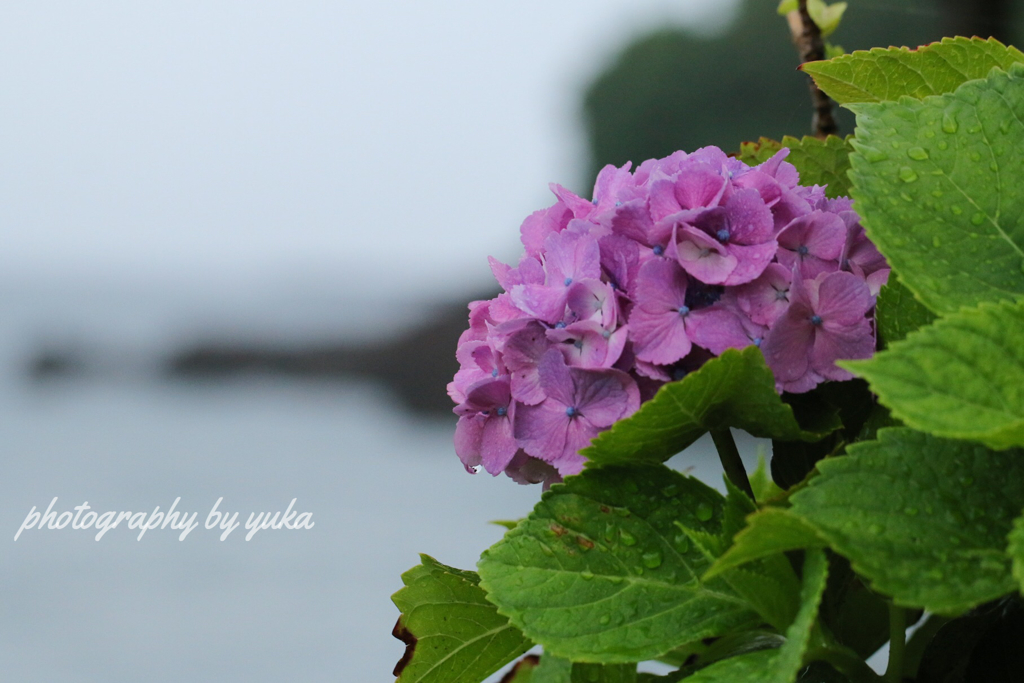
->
[809,646,884,683]
[710,428,755,500]
[787,0,838,138]
[885,605,907,683]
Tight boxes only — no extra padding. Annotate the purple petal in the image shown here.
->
[722,188,774,244]
[536,349,575,407]
[762,308,814,382]
[721,241,777,286]
[480,414,518,475]
[672,226,737,284]
[635,258,688,312]
[514,400,569,464]
[573,366,640,427]
[454,415,484,472]
[686,307,753,355]
[509,284,567,324]
[520,202,571,257]
[674,168,728,210]
[735,263,792,326]
[629,305,692,365]
[817,271,873,326]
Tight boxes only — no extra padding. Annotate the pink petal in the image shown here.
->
[672,226,737,284]
[629,306,692,365]
[454,416,484,472]
[480,415,519,475]
[514,401,569,464]
[686,308,753,355]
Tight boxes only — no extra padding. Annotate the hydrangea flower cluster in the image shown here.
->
[450,146,888,484]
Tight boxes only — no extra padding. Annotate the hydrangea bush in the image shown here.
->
[450,144,887,483]
[392,35,1024,683]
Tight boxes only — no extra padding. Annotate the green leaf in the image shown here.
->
[766,548,829,682]
[802,37,1024,104]
[502,655,542,683]
[846,65,1024,314]
[790,428,1024,614]
[775,0,847,38]
[843,299,1024,449]
[584,347,839,466]
[1009,510,1024,595]
[820,553,895,660]
[875,277,938,347]
[749,452,786,504]
[705,508,826,580]
[665,650,777,682]
[718,481,803,631]
[531,655,637,683]
[477,464,763,662]
[391,555,533,683]
[736,135,853,198]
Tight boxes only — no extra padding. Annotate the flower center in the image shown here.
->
[716,228,730,242]
[564,277,573,286]
[496,406,507,417]
[565,406,578,417]
[491,368,499,377]
[797,245,809,256]
[678,306,690,317]
[652,245,664,256]
[810,315,823,326]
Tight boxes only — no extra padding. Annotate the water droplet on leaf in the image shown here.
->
[899,167,918,183]
[971,212,986,226]
[862,147,888,163]
[695,502,713,522]
[942,111,959,133]
[907,147,929,160]
[580,570,594,580]
[642,550,663,569]
[620,529,637,546]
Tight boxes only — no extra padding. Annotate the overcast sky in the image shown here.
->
[0,1,741,307]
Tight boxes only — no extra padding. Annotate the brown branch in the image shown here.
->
[787,2,838,138]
